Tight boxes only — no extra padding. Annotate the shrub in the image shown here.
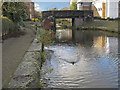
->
[107,17,114,20]
[37,28,55,63]
[37,28,55,52]
[100,18,106,20]
[94,17,101,19]
[2,16,16,35]
[107,17,110,20]
[32,18,39,22]
[94,17,106,20]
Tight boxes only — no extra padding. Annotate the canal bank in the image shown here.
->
[7,28,120,88]
[2,22,36,88]
[7,36,53,88]
[7,38,42,88]
[74,19,119,33]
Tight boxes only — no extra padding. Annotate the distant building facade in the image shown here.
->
[92,0,119,19]
[72,0,120,19]
[26,2,34,20]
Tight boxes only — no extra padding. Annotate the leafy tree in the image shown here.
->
[2,2,29,23]
[34,10,43,22]
[70,0,77,10]
[35,10,40,18]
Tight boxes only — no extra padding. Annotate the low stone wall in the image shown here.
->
[8,38,41,88]
[74,16,93,27]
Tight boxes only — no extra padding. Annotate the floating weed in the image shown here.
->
[49,68,53,73]
[38,79,42,88]
[36,39,39,43]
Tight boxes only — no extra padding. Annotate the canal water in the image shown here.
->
[40,29,120,88]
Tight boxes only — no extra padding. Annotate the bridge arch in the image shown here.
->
[42,10,93,31]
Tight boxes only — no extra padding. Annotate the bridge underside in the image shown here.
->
[42,10,93,31]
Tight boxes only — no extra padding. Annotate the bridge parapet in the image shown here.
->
[42,10,93,19]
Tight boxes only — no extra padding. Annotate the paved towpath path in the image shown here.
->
[2,24,35,88]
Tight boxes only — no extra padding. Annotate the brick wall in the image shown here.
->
[82,6,90,10]
[82,5,100,17]
[26,2,34,20]
[30,2,34,19]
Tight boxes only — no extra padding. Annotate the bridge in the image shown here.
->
[42,10,93,31]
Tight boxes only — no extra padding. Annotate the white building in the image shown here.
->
[76,0,120,19]
[77,0,93,10]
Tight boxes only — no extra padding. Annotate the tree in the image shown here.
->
[35,10,40,18]
[2,2,29,23]
[34,10,43,22]
[70,0,77,10]
[37,28,55,62]
[37,28,55,52]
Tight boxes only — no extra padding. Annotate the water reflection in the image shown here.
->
[106,37,118,54]
[93,36,106,48]
[41,29,119,88]
[118,35,120,88]
[57,29,72,42]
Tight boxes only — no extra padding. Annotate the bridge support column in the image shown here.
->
[74,17,84,27]
[53,18,56,32]
[72,18,75,28]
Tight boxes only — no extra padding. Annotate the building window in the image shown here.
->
[98,8,102,11]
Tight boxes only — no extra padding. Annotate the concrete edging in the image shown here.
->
[8,38,41,88]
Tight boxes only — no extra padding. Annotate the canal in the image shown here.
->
[40,28,120,88]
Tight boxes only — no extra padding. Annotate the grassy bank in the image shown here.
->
[56,19,119,33]
[76,19,119,33]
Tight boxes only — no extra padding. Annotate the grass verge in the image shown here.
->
[76,19,119,33]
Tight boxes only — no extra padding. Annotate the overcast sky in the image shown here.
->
[33,1,70,11]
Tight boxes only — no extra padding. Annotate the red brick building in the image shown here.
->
[26,2,35,20]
